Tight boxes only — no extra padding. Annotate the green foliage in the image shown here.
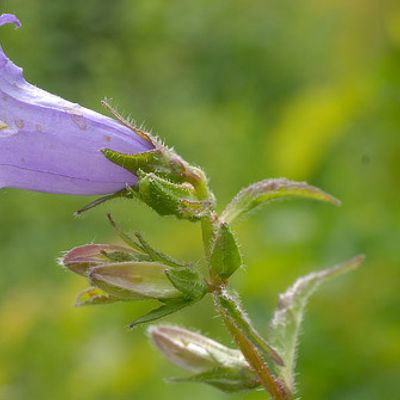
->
[222,178,340,224]
[269,255,365,391]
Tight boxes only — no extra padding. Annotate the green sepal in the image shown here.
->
[75,287,120,307]
[129,299,192,329]
[210,223,242,279]
[135,232,189,268]
[165,267,207,300]
[102,149,162,176]
[108,214,190,267]
[102,147,189,184]
[169,367,260,393]
[222,178,341,224]
[137,171,211,221]
[269,255,365,391]
[101,249,149,263]
[107,214,145,252]
[217,290,284,367]
[74,188,133,216]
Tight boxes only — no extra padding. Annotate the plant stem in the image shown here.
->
[191,167,289,399]
[189,168,215,259]
[214,293,291,400]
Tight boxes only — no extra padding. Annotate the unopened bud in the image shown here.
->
[61,243,140,276]
[149,325,260,392]
[148,325,248,373]
[89,262,182,300]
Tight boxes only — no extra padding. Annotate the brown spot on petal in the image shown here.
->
[104,135,112,143]
[65,107,88,130]
[0,120,8,130]
[15,120,25,129]
[2,95,8,102]
[35,124,43,133]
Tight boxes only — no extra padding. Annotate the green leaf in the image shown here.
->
[75,287,120,307]
[269,255,365,391]
[129,299,191,328]
[165,267,207,300]
[217,290,284,367]
[210,223,242,279]
[221,178,341,224]
[169,367,260,393]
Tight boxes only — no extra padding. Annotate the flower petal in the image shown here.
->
[0,14,153,195]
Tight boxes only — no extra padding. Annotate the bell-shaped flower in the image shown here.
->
[0,14,153,195]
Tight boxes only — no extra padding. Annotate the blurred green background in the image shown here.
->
[1,0,399,399]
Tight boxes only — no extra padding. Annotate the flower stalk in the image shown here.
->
[189,171,291,399]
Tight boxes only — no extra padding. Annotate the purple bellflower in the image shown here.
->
[0,14,153,195]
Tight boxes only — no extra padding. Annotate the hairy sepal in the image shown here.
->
[169,367,260,393]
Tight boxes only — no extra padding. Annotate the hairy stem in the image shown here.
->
[214,292,291,400]
[191,168,289,398]
[190,169,215,260]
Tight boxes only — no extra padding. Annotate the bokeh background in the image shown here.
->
[1,0,399,399]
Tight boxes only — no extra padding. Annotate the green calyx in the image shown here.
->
[135,171,213,221]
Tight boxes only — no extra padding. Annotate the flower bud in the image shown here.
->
[148,325,248,373]
[89,262,182,300]
[149,325,260,392]
[61,243,142,276]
